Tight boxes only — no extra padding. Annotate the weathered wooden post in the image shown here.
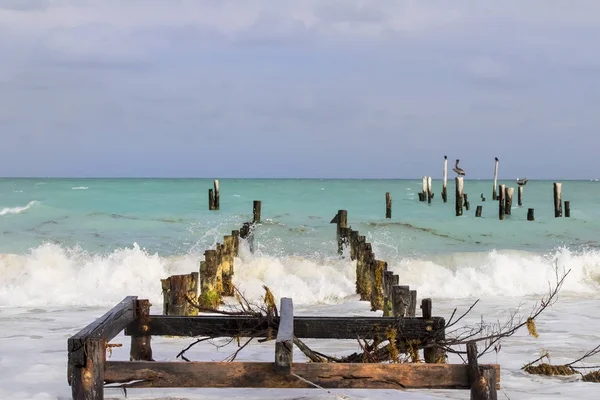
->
[455,177,464,216]
[442,155,448,202]
[492,157,499,200]
[475,205,482,217]
[161,272,199,316]
[518,186,523,207]
[421,176,427,202]
[198,250,220,309]
[463,193,470,211]
[554,183,562,218]
[408,290,417,317]
[231,229,240,257]
[130,299,153,361]
[213,180,220,210]
[370,260,387,311]
[498,184,505,220]
[467,342,498,400]
[332,210,348,255]
[220,235,235,296]
[274,297,293,374]
[421,298,446,364]
[392,285,410,317]
[383,273,399,317]
[527,208,535,221]
[208,189,215,210]
[565,201,571,217]
[71,339,105,400]
[253,200,262,224]
[427,176,433,203]
[505,187,514,215]
[385,192,392,219]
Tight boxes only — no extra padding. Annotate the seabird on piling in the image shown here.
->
[516,177,528,186]
[453,159,466,176]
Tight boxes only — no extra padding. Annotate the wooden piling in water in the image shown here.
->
[442,155,448,202]
[220,235,235,296]
[554,183,562,218]
[492,157,499,201]
[421,177,427,202]
[130,299,153,361]
[161,272,199,316]
[427,176,433,203]
[527,208,535,221]
[333,210,348,255]
[208,189,215,210]
[240,222,254,253]
[498,184,505,220]
[463,193,470,211]
[475,205,482,217]
[518,186,523,207]
[505,187,514,216]
[455,177,464,216]
[565,201,571,217]
[198,250,220,309]
[467,342,498,400]
[392,285,410,317]
[253,200,262,224]
[385,192,392,219]
[370,260,387,311]
[421,298,445,364]
[408,290,417,317]
[213,180,220,210]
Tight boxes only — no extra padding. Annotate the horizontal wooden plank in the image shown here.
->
[105,361,499,389]
[125,315,445,340]
[68,296,137,367]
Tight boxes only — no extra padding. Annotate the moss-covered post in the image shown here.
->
[161,272,199,316]
[198,250,220,309]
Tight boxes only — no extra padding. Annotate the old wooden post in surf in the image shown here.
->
[442,155,448,202]
[421,176,427,202]
[427,176,433,203]
[463,193,470,211]
[467,342,498,400]
[565,201,571,217]
[475,205,482,217]
[130,299,153,361]
[492,157,499,200]
[518,186,524,207]
[199,250,220,309]
[527,208,535,221]
[554,182,562,217]
[274,298,294,374]
[253,200,262,224]
[505,187,514,216]
[213,180,220,210]
[498,184,505,220]
[208,180,220,210]
[392,285,411,317]
[161,273,199,316]
[455,177,464,216]
[385,192,392,219]
[208,189,215,210]
[331,210,348,255]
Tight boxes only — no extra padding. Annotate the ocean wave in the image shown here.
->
[0,244,598,307]
[0,201,38,216]
[71,186,89,190]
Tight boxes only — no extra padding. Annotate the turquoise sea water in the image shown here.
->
[1,178,599,257]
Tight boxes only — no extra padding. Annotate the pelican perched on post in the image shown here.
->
[516,177,528,186]
[453,159,466,176]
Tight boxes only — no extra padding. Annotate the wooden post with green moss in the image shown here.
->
[370,260,386,311]
[198,250,220,309]
[220,236,235,296]
[161,272,199,316]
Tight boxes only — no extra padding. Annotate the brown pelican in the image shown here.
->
[516,177,528,186]
[453,159,465,176]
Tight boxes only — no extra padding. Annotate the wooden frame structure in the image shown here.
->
[67,297,500,399]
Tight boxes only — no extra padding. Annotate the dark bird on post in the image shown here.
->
[517,177,528,186]
[453,159,466,176]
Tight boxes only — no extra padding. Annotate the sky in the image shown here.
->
[0,1,599,179]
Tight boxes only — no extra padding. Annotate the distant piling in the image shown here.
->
[332,210,348,255]
[505,187,514,215]
[527,208,535,221]
[498,184,505,220]
[208,189,215,210]
[475,205,482,217]
[208,180,220,210]
[554,183,562,218]
[213,180,220,210]
[518,186,523,207]
[492,157,499,200]
[455,177,464,216]
[442,156,448,202]
[427,176,433,203]
[253,200,262,224]
[463,193,470,211]
[565,201,571,218]
[421,177,427,202]
[385,192,392,219]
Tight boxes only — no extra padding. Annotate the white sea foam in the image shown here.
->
[0,243,599,307]
[71,186,89,190]
[0,200,37,216]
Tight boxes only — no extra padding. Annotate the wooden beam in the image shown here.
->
[104,361,500,389]
[72,339,106,399]
[275,298,293,373]
[68,296,137,368]
[124,315,445,340]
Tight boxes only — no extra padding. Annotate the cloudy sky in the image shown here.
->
[0,1,599,179]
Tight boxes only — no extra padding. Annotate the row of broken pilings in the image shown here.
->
[161,201,262,316]
[332,209,445,363]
